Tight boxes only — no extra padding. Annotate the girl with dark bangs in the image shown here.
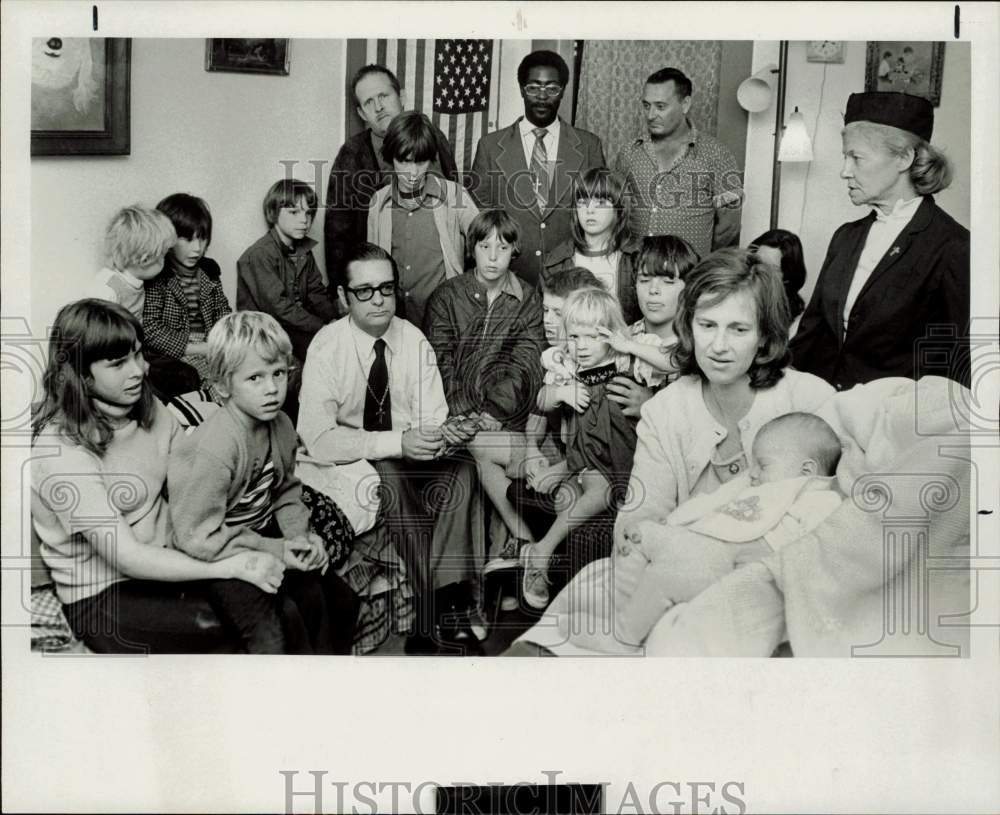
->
[542,167,642,323]
[31,299,284,653]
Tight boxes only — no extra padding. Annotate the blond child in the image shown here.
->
[89,205,176,318]
[520,287,639,609]
[168,311,356,654]
[467,266,602,570]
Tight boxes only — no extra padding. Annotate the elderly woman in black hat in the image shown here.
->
[791,92,969,391]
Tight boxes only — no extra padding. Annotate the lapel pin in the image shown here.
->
[889,246,901,256]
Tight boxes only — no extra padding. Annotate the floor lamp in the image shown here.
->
[769,41,790,230]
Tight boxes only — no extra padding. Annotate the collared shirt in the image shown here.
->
[387,181,448,329]
[296,315,449,464]
[613,119,743,258]
[518,116,561,169]
[842,195,923,332]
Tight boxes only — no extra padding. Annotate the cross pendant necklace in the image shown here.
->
[353,339,390,422]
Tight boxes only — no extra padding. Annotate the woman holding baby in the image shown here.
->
[508,247,835,656]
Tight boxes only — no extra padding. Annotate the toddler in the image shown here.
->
[609,412,843,651]
[168,311,356,654]
[520,287,639,609]
[144,193,231,392]
[472,266,603,569]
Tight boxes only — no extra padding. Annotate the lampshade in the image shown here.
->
[778,107,813,162]
[736,64,778,112]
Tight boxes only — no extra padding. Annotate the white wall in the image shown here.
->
[741,41,970,305]
[30,38,344,338]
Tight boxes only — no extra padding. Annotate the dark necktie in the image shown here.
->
[530,127,549,213]
[363,338,392,431]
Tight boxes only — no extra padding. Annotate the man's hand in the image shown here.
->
[605,376,654,418]
[401,426,444,460]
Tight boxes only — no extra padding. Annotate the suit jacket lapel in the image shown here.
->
[495,120,539,222]
[831,214,875,346]
[852,196,934,306]
[545,121,583,220]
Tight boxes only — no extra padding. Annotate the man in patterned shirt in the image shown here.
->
[614,67,743,258]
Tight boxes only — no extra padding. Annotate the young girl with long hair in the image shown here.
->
[31,299,282,653]
[543,167,642,324]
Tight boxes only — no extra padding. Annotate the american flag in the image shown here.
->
[365,39,500,174]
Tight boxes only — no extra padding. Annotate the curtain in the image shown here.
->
[576,40,723,164]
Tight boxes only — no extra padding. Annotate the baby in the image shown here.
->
[607,412,843,652]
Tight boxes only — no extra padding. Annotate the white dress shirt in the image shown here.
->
[842,196,923,333]
[518,116,561,169]
[296,316,449,463]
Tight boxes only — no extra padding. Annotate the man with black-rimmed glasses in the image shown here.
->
[468,50,606,287]
[297,242,483,654]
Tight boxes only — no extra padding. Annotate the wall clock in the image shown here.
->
[807,40,845,63]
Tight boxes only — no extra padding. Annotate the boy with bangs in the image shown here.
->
[367,111,478,330]
[237,178,337,367]
[144,193,231,392]
[168,311,357,654]
[423,210,545,606]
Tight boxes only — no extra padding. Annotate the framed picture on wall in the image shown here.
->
[30,38,131,156]
[205,39,290,75]
[865,41,945,106]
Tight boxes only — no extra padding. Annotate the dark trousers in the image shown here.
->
[372,456,479,636]
[145,350,201,398]
[64,571,358,655]
[206,567,359,655]
[64,579,241,654]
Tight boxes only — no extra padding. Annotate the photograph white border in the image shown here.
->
[2,2,998,813]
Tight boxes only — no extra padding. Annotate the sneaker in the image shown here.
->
[500,595,520,612]
[466,607,489,642]
[484,536,528,575]
[520,543,551,610]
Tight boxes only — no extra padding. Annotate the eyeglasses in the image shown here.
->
[346,281,397,301]
[523,82,563,98]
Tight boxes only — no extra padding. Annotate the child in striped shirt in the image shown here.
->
[143,193,231,392]
[168,311,357,653]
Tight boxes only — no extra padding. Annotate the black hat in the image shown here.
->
[844,91,934,141]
